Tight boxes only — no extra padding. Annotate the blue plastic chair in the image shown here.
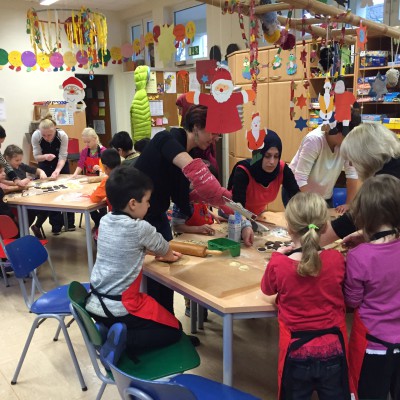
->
[4,235,89,391]
[332,187,347,208]
[108,359,261,400]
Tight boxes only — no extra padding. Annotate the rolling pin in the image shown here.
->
[169,240,223,257]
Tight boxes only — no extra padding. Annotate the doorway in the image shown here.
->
[76,74,112,147]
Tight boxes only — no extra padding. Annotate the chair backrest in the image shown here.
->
[108,361,197,400]
[332,187,347,208]
[0,215,19,241]
[68,281,103,347]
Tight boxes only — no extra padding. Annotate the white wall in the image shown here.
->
[0,0,128,160]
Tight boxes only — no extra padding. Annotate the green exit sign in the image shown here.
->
[189,46,199,56]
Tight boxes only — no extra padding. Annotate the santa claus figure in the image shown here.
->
[334,78,357,135]
[186,64,255,133]
[60,76,86,113]
[246,112,266,150]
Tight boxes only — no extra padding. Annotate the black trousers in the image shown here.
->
[282,356,347,400]
[90,207,107,228]
[358,352,400,400]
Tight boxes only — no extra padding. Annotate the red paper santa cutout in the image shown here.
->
[60,76,86,113]
[246,112,266,150]
[186,64,256,134]
[334,78,357,134]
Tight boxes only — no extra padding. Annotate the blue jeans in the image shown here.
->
[282,356,347,400]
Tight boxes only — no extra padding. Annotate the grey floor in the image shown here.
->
[0,220,282,400]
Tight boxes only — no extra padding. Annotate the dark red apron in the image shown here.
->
[185,202,213,226]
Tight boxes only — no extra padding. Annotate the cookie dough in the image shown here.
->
[239,264,249,271]
[229,261,241,267]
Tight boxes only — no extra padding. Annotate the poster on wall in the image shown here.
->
[189,72,200,92]
[146,71,158,93]
[50,107,74,125]
[163,72,176,93]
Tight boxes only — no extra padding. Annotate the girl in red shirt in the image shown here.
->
[261,192,351,400]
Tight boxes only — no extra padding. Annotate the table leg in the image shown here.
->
[84,211,94,274]
[190,299,197,334]
[19,206,29,236]
[223,313,233,386]
[198,304,204,330]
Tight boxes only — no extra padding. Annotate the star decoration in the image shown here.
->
[369,72,388,99]
[303,80,310,90]
[356,22,368,51]
[295,117,308,131]
[296,94,307,109]
[201,74,209,83]
[300,49,308,64]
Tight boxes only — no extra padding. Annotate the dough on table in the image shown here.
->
[229,261,241,267]
[239,264,249,271]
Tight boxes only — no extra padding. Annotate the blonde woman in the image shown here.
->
[71,127,106,178]
[261,192,350,399]
[31,114,74,235]
[320,123,400,246]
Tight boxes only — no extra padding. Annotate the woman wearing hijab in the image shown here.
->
[227,130,299,216]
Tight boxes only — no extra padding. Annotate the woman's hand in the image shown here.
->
[38,171,47,180]
[241,226,254,247]
[45,154,56,162]
[155,250,182,263]
[335,203,350,214]
[70,174,79,180]
[50,170,60,180]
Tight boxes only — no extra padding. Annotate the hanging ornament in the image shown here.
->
[296,94,307,109]
[110,47,122,64]
[334,78,357,135]
[294,116,308,131]
[319,79,335,126]
[177,70,189,93]
[289,80,296,121]
[153,25,161,43]
[249,0,259,94]
[185,21,196,44]
[369,72,388,99]
[387,69,400,88]
[173,24,186,48]
[356,21,368,51]
[8,51,22,71]
[21,51,37,71]
[76,50,88,68]
[246,112,266,151]
[36,52,50,72]
[286,53,297,75]
[272,53,282,70]
[242,57,251,80]
[50,52,64,71]
[63,51,77,71]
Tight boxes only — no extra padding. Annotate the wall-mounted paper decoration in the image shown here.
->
[60,76,86,113]
[158,24,176,66]
[163,72,176,93]
[189,72,201,91]
[185,21,196,44]
[146,71,158,93]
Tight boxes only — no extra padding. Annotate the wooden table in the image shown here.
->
[143,212,289,386]
[5,175,106,274]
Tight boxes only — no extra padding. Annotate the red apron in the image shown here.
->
[84,146,101,176]
[277,319,353,399]
[185,202,213,226]
[237,161,284,215]
[121,270,179,329]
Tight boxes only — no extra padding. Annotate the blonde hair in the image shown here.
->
[285,192,329,277]
[341,123,400,181]
[39,113,57,130]
[82,127,100,145]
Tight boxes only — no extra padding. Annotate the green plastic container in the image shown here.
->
[207,238,241,257]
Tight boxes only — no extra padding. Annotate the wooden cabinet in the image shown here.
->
[229,154,246,174]
[228,83,268,159]
[267,80,308,163]
[230,49,269,86]
[268,48,305,82]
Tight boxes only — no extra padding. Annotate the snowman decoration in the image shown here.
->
[60,76,87,113]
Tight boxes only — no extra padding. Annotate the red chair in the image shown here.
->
[0,215,57,287]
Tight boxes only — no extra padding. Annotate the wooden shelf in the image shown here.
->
[359,101,400,105]
[310,74,354,79]
[359,65,400,71]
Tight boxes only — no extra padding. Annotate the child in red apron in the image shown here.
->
[344,174,400,400]
[86,166,183,360]
[261,192,351,400]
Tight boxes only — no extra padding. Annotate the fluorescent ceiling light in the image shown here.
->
[40,0,60,5]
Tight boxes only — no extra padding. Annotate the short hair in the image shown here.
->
[106,165,154,211]
[100,148,121,169]
[39,114,57,130]
[285,192,329,277]
[184,105,207,133]
[109,131,133,152]
[350,174,400,240]
[4,144,23,159]
[134,138,150,153]
[0,125,5,139]
[341,123,400,181]
[82,127,100,145]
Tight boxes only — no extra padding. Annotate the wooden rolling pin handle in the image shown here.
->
[205,249,224,256]
[169,241,207,257]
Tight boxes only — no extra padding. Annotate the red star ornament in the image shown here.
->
[300,49,307,65]
[356,22,368,51]
[296,94,307,109]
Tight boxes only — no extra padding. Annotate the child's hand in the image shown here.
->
[209,210,227,224]
[342,230,364,249]
[335,203,349,214]
[155,250,182,263]
[17,178,30,187]
[39,171,47,180]
[194,225,215,236]
[92,165,100,172]
[241,226,254,247]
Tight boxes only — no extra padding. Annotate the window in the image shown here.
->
[353,0,385,23]
[130,15,154,67]
[174,3,207,62]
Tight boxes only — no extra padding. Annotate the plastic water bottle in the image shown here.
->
[228,211,242,243]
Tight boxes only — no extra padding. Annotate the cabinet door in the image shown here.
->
[268,48,305,82]
[268,80,308,163]
[229,83,268,159]
[229,155,246,174]
[232,50,269,85]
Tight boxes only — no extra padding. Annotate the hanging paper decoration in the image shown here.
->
[242,57,251,80]
[300,14,310,91]
[0,49,8,70]
[387,68,400,88]
[98,49,111,66]
[21,51,37,71]
[272,54,282,70]
[76,50,88,68]
[259,0,281,44]
[157,25,176,66]
[177,70,189,93]
[334,78,357,135]
[289,80,296,120]
[153,26,161,43]
[286,54,297,75]
[133,39,141,56]
[318,46,334,72]
[185,64,256,134]
[63,51,76,71]
[369,72,388,99]
[319,79,335,126]
[50,52,64,71]
[249,0,260,94]
[8,51,22,71]
[295,117,308,131]
[356,22,368,51]
[60,76,86,113]
[246,112,266,150]
[110,47,122,64]
[173,24,186,48]
[185,21,196,44]
[121,43,134,61]
[144,33,154,47]
[296,94,307,109]
[37,52,51,71]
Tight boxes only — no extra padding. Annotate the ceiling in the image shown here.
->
[26,0,148,12]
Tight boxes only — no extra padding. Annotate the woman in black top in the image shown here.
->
[135,105,237,313]
[321,123,400,246]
